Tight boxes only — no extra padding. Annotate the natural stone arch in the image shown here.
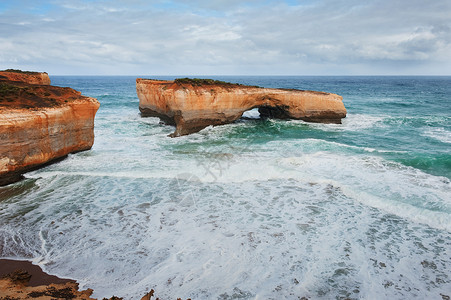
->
[137,78,346,137]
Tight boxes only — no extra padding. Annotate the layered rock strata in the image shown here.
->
[0,69,51,85]
[0,70,100,185]
[137,78,346,137]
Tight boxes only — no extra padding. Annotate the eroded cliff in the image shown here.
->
[137,78,347,137]
[0,71,100,185]
[0,69,51,85]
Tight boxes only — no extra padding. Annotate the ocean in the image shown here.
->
[0,76,450,299]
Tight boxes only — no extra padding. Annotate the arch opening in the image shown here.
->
[258,105,291,119]
[241,105,291,120]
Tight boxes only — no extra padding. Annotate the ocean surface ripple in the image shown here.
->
[1,76,450,299]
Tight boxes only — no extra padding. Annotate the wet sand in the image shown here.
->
[0,258,155,299]
[0,258,75,286]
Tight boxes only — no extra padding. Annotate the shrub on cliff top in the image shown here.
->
[174,78,245,87]
[0,82,21,95]
[2,69,40,74]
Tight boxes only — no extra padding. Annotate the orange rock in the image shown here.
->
[0,279,97,300]
[0,267,95,300]
[0,71,99,185]
[0,69,51,85]
[137,78,346,137]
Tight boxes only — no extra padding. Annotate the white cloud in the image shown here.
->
[0,0,450,74]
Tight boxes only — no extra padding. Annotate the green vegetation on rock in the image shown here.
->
[1,69,40,74]
[0,82,61,108]
[174,78,245,87]
[0,82,22,96]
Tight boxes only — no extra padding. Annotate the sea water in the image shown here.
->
[0,76,450,299]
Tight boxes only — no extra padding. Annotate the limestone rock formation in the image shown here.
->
[137,78,346,137]
[0,70,100,185]
[0,259,155,299]
[0,69,51,85]
[0,269,95,300]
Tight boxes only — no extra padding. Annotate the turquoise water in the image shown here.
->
[0,76,450,299]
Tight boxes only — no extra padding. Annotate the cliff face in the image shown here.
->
[0,70,51,85]
[0,71,100,185]
[137,78,347,137]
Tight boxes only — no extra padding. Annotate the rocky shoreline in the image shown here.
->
[0,259,158,300]
[1,72,346,181]
[1,72,348,299]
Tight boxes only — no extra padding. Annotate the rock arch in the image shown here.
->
[136,79,347,137]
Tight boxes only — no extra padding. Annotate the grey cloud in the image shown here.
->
[0,0,450,74]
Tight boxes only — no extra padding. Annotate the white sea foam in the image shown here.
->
[26,143,450,233]
[242,138,408,162]
[422,127,451,144]
[3,164,450,299]
[2,77,451,300]
[288,114,386,132]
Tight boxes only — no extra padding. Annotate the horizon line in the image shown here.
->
[48,74,451,77]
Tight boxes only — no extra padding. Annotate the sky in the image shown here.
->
[0,0,450,75]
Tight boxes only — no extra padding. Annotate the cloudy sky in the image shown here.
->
[1,0,450,75]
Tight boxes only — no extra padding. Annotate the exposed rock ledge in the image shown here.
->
[137,78,347,137]
[0,70,100,186]
[0,69,51,85]
[0,259,160,299]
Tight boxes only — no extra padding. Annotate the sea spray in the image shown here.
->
[0,76,450,299]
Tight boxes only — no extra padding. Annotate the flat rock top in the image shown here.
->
[0,74,91,110]
[0,69,51,85]
[137,78,333,96]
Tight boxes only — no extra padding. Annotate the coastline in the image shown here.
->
[0,258,95,299]
[1,76,449,299]
[0,70,100,186]
[0,259,75,287]
[0,259,156,300]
